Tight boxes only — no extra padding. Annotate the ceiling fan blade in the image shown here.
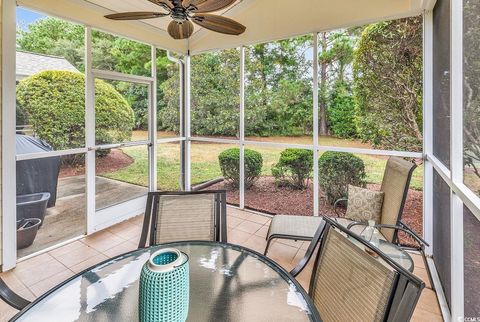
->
[105,12,168,20]
[192,14,245,35]
[148,0,174,9]
[184,0,236,13]
[168,20,194,39]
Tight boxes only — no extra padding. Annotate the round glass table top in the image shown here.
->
[12,241,321,322]
[348,237,414,272]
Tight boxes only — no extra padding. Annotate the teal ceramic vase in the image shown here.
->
[139,248,189,322]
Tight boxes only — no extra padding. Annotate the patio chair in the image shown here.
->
[265,156,434,288]
[138,190,227,248]
[0,277,31,310]
[291,217,425,322]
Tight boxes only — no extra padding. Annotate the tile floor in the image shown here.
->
[0,207,443,321]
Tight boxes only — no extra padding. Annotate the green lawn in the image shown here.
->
[102,135,424,191]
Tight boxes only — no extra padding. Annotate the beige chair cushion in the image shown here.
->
[311,229,396,322]
[267,215,323,240]
[345,185,384,223]
[155,194,216,244]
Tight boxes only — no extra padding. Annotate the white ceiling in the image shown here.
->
[18,0,427,55]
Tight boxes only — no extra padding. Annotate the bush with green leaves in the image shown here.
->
[272,149,313,189]
[318,151,367,204]
[17,71,134,155]
[328,81,357,139]
[218,148,263,188]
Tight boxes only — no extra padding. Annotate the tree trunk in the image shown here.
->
[319,32,329,136]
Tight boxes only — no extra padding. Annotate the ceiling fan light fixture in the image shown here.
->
[104,0,245,40]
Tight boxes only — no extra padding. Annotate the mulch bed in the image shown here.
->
[210,176,423,246]
[59,150,134,178]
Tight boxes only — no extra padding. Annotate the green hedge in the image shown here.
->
[272,148,313,189]
[17,71,134,153]
[318,151,366,204]
[218,148,263,188]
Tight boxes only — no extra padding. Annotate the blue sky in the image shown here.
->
[17,8,46,30]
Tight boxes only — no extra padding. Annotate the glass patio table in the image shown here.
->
[12,241,321,322]
[348,237,414,272]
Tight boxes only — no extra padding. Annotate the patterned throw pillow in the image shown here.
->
[345,185,384,223]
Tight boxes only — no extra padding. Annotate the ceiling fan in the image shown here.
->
[104,0,246,40]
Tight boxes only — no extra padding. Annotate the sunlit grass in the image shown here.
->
[102,133,424,191]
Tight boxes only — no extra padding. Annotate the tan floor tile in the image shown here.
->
[410,252,426,269]
[28,270,75,297]
[295,270,312,291]
[272,257,296,272]
[242,235,268,254]
[108,222,142,241]
[14,258,67,286]
[226,216,244,229]
[0,271,27,290]
[14,253,56,273]
[235,220,263,234]
[228,229,252,244]
[227,208,249,220]
[417,288,442,315]
[50,243,101,268]
[48,241,86,258]
[245,213,271,225]
[254,225,269,239]
[265,242,300,264]
[300,241,311,250]
[0,300,18,322]
[414,267,433,289]
[81,230,125,252]
[412,307,444,322]
[16,287,36,301]
[127,214,144,227]
[275,238,304,248]
[107,220,136,235]
[102,240,138,258]
[70,253,110,273]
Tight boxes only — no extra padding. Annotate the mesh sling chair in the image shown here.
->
[138,190,227,248]
[0,278,30,310]
[291,217,425,322]
[265,157,434,288]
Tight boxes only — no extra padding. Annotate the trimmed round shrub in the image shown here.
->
[218,148,263,188]
[16,71,134,154]
[272,148,313,189]
[318,151,367,204]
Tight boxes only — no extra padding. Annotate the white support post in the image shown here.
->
[85,26,96,234]
[450,0,464,319]
[423,10,434,255]
[149,47,158,192]
[1,0,17,270]
[451,193,464,320]
[239,46,245,209]
[312,33,319,216]
[184,53,191,190]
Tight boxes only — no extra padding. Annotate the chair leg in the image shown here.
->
[421,248,435,291]
[264,237,274,256]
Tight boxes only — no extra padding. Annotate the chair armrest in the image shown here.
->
[398,221,429,246]
[374,224,428,248]
[333,198,348,217]
[290,220,327,277]
[346,222,428,249]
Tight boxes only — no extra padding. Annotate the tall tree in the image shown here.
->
[318,29,358,136]
[353,17,423,151]
[17,17,174,130]
[17,18,85,71]
[463,0,480,185]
